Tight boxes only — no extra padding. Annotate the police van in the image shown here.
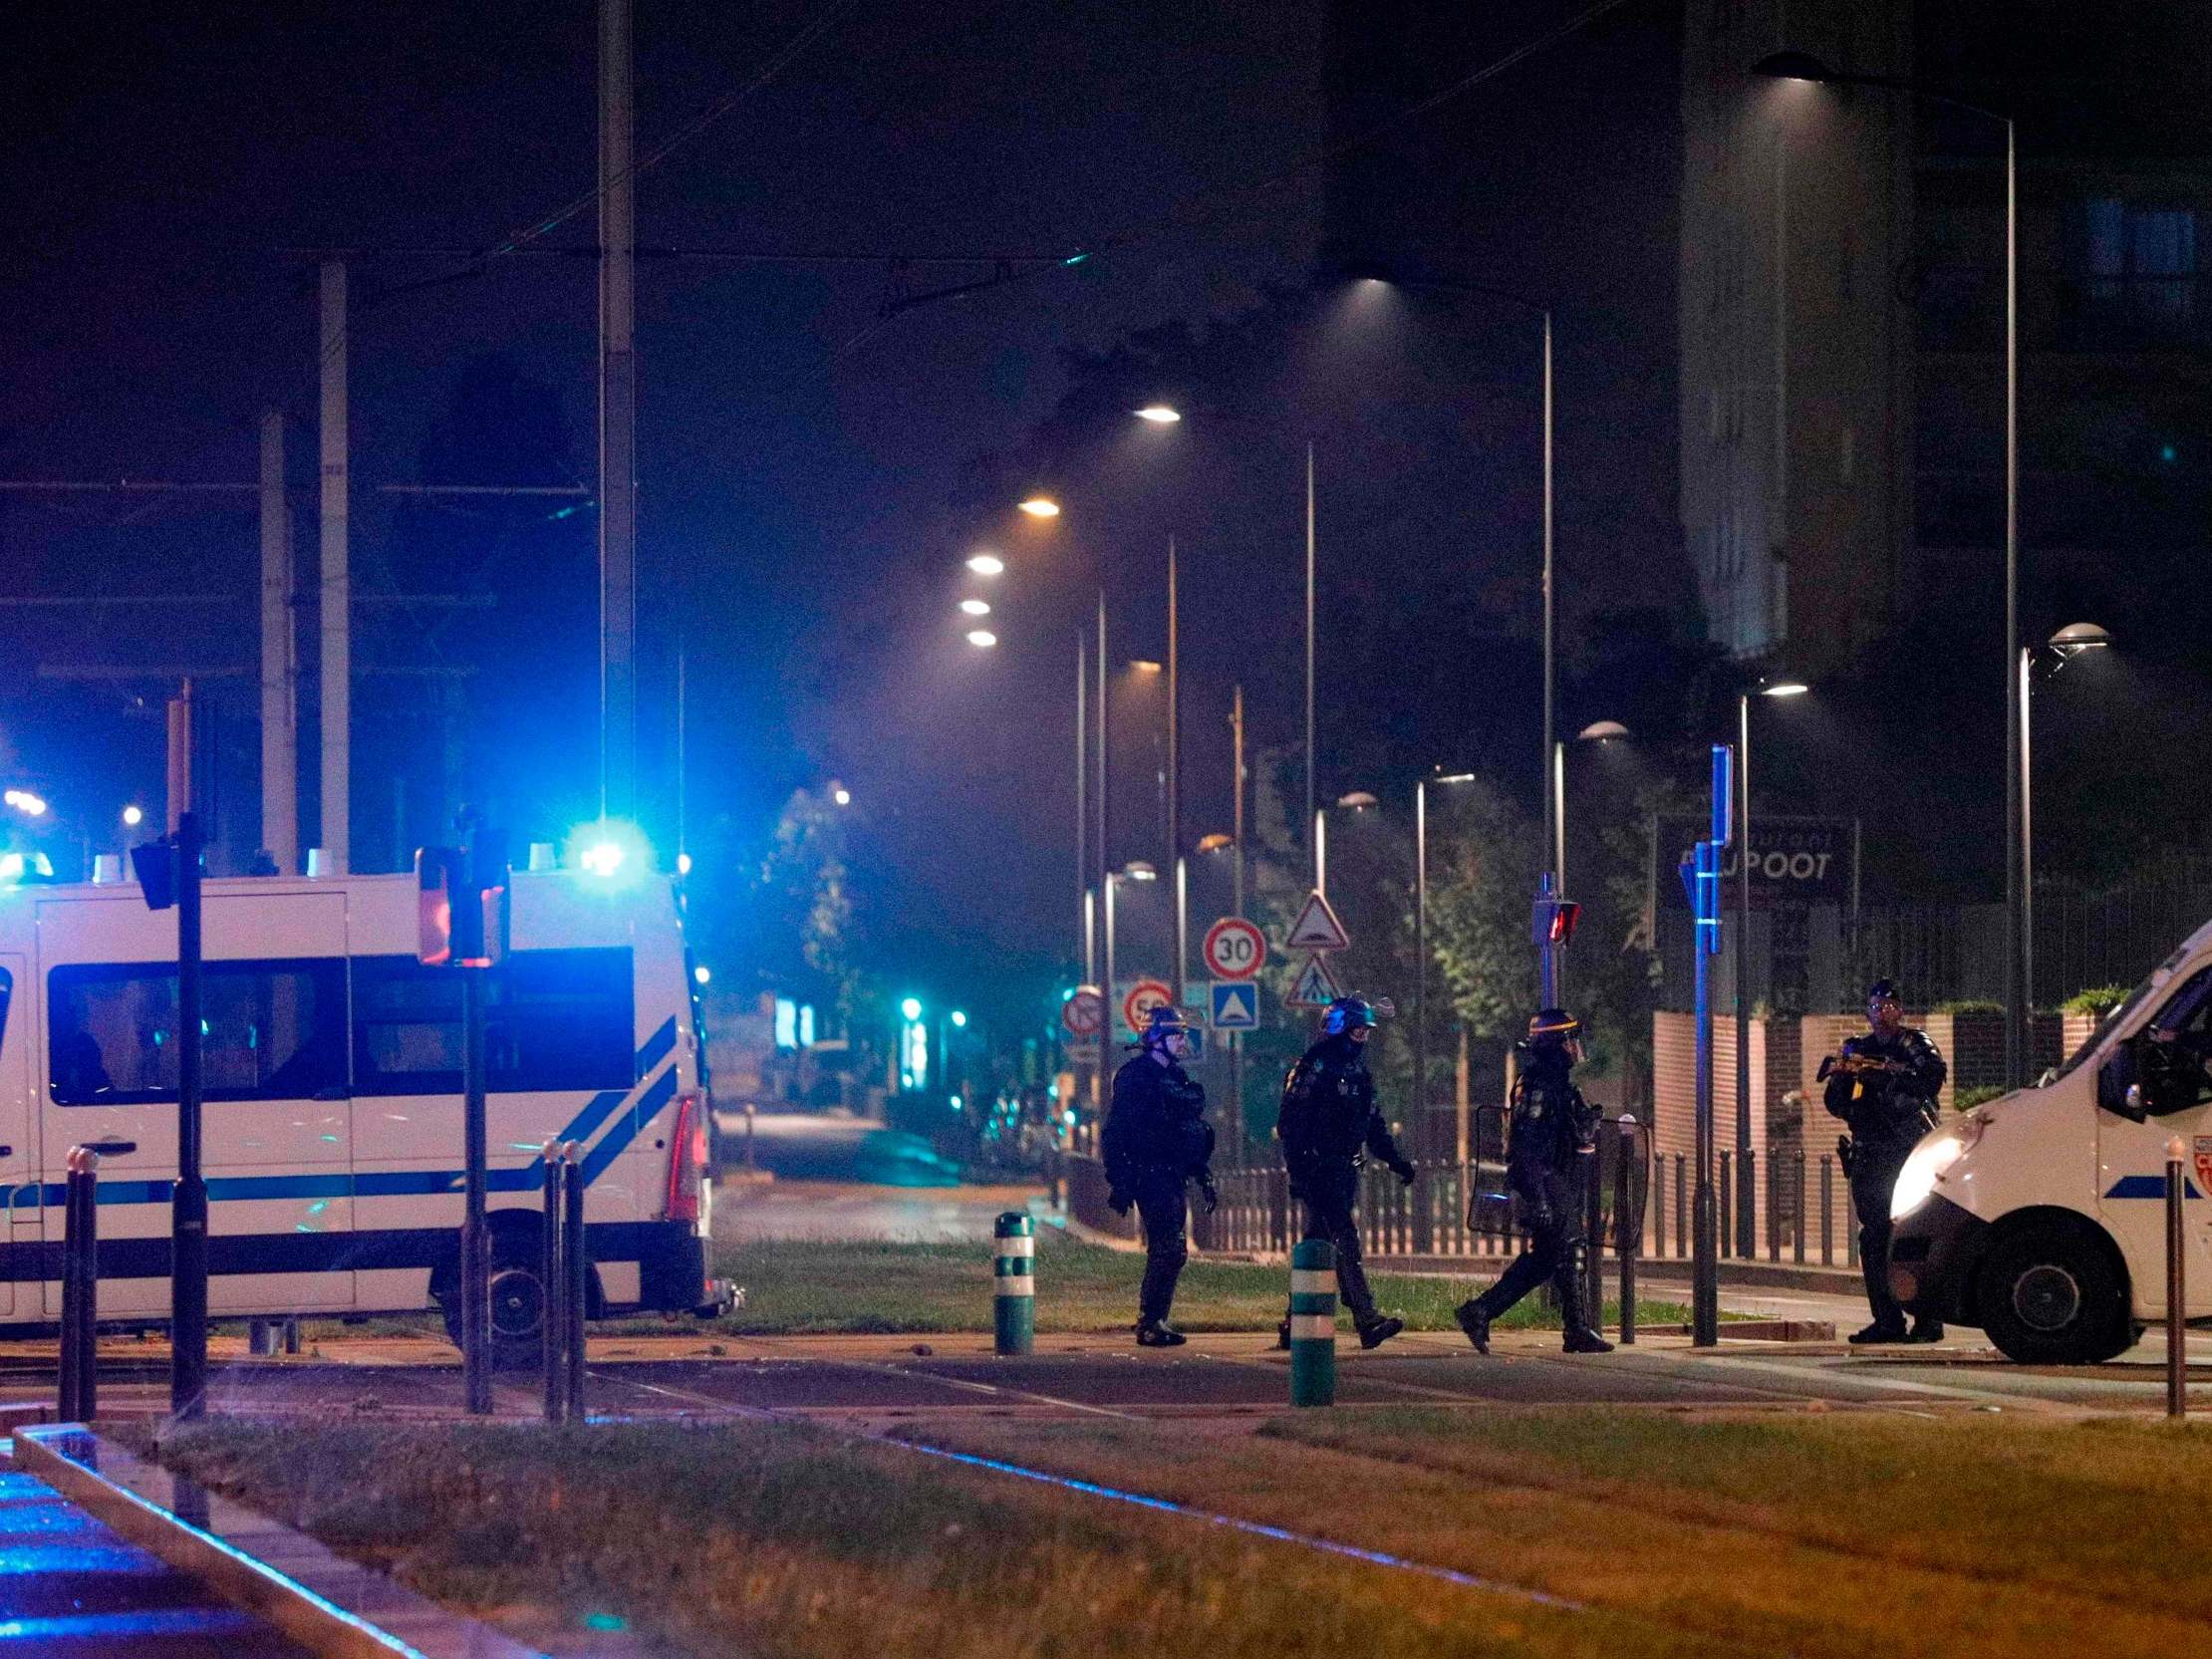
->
[0,860,721,1363]
[1892,918,2212,1364]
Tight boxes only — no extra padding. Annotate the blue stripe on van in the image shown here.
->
[18,1058,682,1211]
[2105,1174,2206,1200]
[636,1017,677,1078]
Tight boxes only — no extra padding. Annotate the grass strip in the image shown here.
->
[128,1418,1699,1659]
[668,1231,1692,1337]
[915,1409,2212,1659]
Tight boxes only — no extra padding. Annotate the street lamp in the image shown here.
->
[1102,859,1158,1048]
[1416,770,1478,1163]
[1753,49,2023,1082]
[967,552,1004,576]
[1732,678,1809,1255]
[960,599,991,617]
[1134,405,1182,423]
[122,804,144,828]
[1339,263,1559,991]
[2022,623,2112,1068]
[965,629,997,649]
[1017,495,1061,519]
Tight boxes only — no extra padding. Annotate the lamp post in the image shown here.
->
[1103,860,1158,1050]
[1752,50,2021,1082]
[1341,268,1558,987]
[2022,623,2112,1055]
[1733,681,1807,1255]
[1417,771,1477,1161]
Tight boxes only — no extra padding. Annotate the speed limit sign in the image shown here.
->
[1203,916,1266,980]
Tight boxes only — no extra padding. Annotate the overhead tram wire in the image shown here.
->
[831,0,1641,357]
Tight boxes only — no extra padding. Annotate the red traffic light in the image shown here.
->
[1547,900,1581,946]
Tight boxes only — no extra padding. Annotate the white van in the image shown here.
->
[1891,921,2212,1363]
[1,864,724,1363]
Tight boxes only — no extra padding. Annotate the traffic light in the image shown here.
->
[1531,896,1581,950]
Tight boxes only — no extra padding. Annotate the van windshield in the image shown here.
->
[2054,970,2169,1082]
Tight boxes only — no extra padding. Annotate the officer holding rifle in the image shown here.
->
[1821,978,1947,1344]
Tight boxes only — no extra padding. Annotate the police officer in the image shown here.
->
[1822,977,1948,1344]
[1102,1005,1217,1347]
[1275,996,1411,1351]
[1455,1008,1612,1355]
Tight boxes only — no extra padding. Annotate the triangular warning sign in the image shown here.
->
[1284,889,1350,952]
[1284,952,1345,1008]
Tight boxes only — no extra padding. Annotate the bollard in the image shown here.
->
[1287,1239,1337,1408]
[743,1102,757,1172]
[1794,1152,1806,1265]
[249,1320,280,1357]
[1674,1156,1688,1257]
[1719,1151,1733,1259]
[283,1316,302,1356]
[2168,1135,2187,1420]
[59,1151,83,1421]
[1614,1116,1638,1346]
[1580,1141,1603,1331]
[542,1139,567,1424]
[992,1213,1035,1355]
[1820,1155,1834,1265]
[563,1141,587,1421]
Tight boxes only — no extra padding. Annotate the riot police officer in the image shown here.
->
[1822,977,1947,1344]
[1102,1005,1217,1346]
[1274,996,1411,1351]
[1455,1008,1612,1355]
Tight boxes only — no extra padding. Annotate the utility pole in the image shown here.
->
[318,261,350,875]
[598,0,639,822]
[1304,444,1316,890]
[260,411,297,874]
[1230,682,1245,1159]
[1167,535,1183,1010]
[164,688,208,1419]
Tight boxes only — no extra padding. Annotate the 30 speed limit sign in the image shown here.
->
[1203,916,1266,980]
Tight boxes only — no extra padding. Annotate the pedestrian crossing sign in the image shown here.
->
[1284,952,1345,1008]
[1212,979,1259,1031]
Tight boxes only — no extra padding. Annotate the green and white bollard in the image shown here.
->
[993,1212,1035,1355]
[1288,1238,1337,1407]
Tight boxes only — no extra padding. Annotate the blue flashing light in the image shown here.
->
[563,819,652,888]
[584,1613,629,1633]
[1063,252,1090,266]
[0,854,21,884]
[2161,442,2179,463]
[1064,1109,1077,1126]
[951,1009,968,1028]
[950,1095,964,1112]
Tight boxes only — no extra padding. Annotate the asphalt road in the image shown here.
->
[713,1110,968,1187]
[717,1176,1046,1244]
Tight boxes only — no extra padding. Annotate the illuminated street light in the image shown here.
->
[1761,682,1809,699]
[960,598,991,616]
[901,996,924,1021]
[967,552,1004,576]
[4,789,48,818]
[1577,719,1632,741]
[1017,496,1060,519]
[2049,621,2112,660]
[832,785,853,807]
[1123,860,1157,882]
[1195,832,1234,853]
[579,841,626,878]
[966,629,997,649]
[1336,790,1378,811]
[1134,405,1183,423]
[1128,660,1162,675]
[951,1009,968,1028]
[676,851,693,875]
[121,804,144,827]
[692,964,711,986]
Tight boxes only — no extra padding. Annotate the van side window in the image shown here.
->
[2138,968,2212,1114]
[352,949,635,1096]
[49,961,347,1106]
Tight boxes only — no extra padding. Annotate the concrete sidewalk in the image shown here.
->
[0,1460,307,1657]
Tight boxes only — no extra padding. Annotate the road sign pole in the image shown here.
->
[461,964,491,1414]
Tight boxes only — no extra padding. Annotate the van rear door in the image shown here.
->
[2094,965,2212,1314]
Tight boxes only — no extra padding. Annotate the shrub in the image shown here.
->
[1953,1084,2007,1112]
[2063,984,2131,1017]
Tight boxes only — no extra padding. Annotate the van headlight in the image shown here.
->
[1889,1124,1977,1220]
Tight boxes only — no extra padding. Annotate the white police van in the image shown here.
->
[1891,920,2212,1363]
[0,861,721,1363]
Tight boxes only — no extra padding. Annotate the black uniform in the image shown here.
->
[1102,1051,1214,1327]
[1276,1032,1412,1329]
[1823,1025,1947,1333]
[1468,1041,1601,1330]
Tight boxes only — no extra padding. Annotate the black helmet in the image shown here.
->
[1322,995,1393,1036]
[1134,1004,1193,1049]
[1526,1007,1582,1045]
[1866,978,1903,1007]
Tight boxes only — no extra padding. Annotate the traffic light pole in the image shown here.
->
[1691,744,1734,1348]
[170,812,208,1420]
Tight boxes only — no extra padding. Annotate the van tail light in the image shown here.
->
[666,1090,707,1226]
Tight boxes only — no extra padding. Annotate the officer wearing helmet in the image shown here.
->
[1454,1008,1613,1354]
[1821,977,1947,1344]
[1102,1003,1217,1346]
[1274,995,1412,1350]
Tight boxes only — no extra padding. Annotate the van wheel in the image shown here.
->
[438,1241,553,1372]
[1978,1221,2131,1365]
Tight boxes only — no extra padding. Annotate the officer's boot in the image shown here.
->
[1556,1248,1612,1355]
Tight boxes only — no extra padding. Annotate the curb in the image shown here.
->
[13,1423,544,1659]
